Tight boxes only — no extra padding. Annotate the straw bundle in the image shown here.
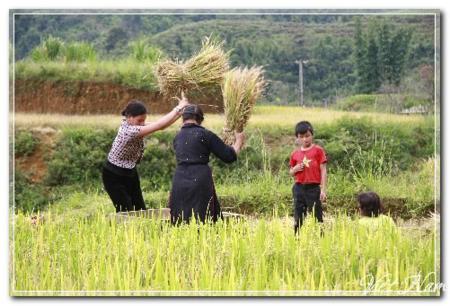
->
[155,37,230,100]
[222,66,265,145]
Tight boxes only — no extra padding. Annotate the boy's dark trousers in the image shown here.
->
[292,183,323,234]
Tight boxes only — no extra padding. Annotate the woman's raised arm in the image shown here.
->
[138,93,189,137]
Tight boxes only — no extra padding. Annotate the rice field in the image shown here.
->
[10,105,439,296]
[12,105,428,131]
[11,208,438,296]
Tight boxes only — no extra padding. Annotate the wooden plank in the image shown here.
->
[111,208,245,222]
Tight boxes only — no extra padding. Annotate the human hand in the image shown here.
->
[234,131,245,145]
[292,163,304,173]
[232,132,245,154]
[320,191,327,202]
[176,91,189,109]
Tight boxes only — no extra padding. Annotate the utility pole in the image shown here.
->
[295,59,308,107]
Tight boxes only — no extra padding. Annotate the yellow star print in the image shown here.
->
[302,156,311,168]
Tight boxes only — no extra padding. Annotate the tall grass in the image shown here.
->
[30,36,65,62]
[129,39,163,63]
[12,210,437,296]
[29,37,97,63]
[64,42,97,62]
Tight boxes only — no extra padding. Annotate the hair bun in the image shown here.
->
[121,100,147,117]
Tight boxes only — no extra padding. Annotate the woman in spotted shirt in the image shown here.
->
[102,96,188,212]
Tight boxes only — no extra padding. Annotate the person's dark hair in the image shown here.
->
[121,100,148,117]
[357,192,383,217]
[182,104,204,124]
[295,121,314,137]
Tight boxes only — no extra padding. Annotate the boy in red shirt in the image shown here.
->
[289,121,327,234]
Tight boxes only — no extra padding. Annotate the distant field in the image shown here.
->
[12,105,429,131]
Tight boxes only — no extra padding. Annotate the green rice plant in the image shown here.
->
[11,210,438,296]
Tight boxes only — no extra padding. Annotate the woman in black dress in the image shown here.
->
[169,104,245,224]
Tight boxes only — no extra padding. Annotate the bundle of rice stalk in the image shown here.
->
[222,66,265,145]
[155,36,230,100]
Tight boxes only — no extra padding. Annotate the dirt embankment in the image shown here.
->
[15,127,58,183]
[14,80,224,114]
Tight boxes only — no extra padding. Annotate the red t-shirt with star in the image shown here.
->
[289,145,327,184]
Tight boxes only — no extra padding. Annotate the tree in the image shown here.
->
[388,28,412,85]
[353,19,412,94]
[366,32,381,92]
[377,22,392,83]
[354,18,370,93]
[104,27,128,52]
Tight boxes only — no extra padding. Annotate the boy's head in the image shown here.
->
[295,121,314,147]
[357,192,382,217]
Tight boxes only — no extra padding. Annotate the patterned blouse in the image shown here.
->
[107,120,144,169]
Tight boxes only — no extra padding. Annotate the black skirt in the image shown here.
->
[169,164,221,224]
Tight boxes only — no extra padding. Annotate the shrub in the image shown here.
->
[335,94,377,111]
[45,128,116,186]
[13,170,49,213]
[15,130,38,157]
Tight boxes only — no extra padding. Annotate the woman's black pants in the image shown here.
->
[102,165,146,213]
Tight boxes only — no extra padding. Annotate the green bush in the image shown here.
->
[139,132,177,190]
[15,130,38,157]
[403,96,429,109]
[335,94,433,113]
[45,128,116,186]
[316,117,434,173]
[335,94,377,111]
[13,170,49,213]
[43,117,434,188]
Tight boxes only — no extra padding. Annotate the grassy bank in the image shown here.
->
[14,59,159,92]
[13,106,437,218]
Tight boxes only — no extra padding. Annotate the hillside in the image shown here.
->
[12,12,437,103]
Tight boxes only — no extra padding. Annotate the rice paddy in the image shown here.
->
[10,105,439,296]
[11,208,438,296]
[12,105,427,131]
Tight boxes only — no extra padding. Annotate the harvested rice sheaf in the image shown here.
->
[155,37,230,101]
[222,66,265,145]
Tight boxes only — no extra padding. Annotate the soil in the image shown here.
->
[13,79,224,114]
